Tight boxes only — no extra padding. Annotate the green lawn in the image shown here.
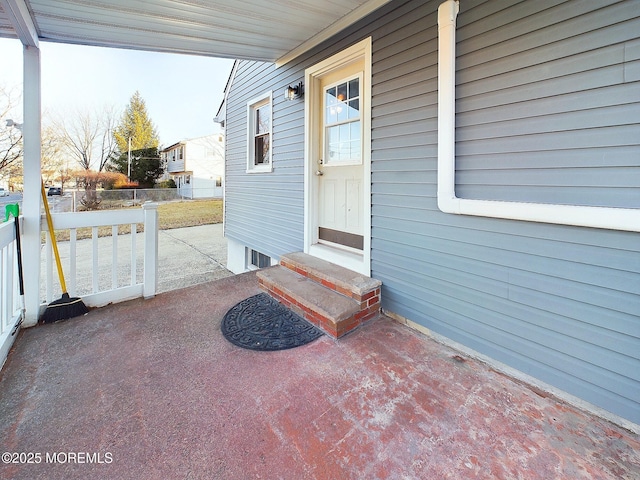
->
[157,199,223,229]
[50,199,223,241]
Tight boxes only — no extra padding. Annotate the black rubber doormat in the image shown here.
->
[221,293,324,351]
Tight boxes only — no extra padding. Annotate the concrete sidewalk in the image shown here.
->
[154,223,232,293]
[40,223,233,299]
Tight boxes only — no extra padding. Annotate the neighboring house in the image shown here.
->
[160,134,224,199]
[219,0,640,426]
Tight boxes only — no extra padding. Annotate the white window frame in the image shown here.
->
[246,91,273,173]
[246,248,272,270]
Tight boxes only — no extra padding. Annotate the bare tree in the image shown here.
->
[54,106,119,208]
[56,106,118,172]
[0,86,23,186]
[40,124,67,187]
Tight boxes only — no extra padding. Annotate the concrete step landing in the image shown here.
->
[257,252,381,338]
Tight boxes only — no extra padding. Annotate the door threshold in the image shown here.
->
[308,243,367,276]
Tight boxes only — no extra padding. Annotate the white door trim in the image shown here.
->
[303,37,372,276]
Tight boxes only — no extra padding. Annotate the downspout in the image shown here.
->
[436,0,640,232]
[437,0,460,215]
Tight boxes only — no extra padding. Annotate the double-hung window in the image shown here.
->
[247,91,272,173]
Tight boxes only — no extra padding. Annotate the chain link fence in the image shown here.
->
[46,188,177,213]
[46,187,223,213]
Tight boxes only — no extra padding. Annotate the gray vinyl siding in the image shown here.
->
[225,0,640,424]
[455,0,640,207]
[371,0,640,424]
[224,0,402,259]
[225,60,306,259]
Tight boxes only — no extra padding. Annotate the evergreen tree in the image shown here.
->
[108,147,163,188]
[113,91,159,152]
[109,91,162,186]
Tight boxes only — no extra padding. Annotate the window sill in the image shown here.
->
[246,165,273,174]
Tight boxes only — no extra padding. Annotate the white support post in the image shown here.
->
[142,202,158,299]
[21,45,41,326]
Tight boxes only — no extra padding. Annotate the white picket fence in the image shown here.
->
[0,203,159,369]
[41,202,158,308]
[0,217,23,369]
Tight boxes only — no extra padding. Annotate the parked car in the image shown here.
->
[0,188,8,197]
[47,187,62,196]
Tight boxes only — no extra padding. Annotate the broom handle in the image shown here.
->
[41,181,68,294]
[13,216,24,296]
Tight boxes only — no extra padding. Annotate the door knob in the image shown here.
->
[315,170,324,176]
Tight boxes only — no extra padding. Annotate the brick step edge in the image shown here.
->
[257,267,381,338]
[280,252,381,303]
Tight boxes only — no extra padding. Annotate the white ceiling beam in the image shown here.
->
[275,0,392,67]
[0,0,39,47]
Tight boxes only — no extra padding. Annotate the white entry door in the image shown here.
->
[305,38,372,275]
[317,67,364,251]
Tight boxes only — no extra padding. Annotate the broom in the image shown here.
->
[5,204,24,334]
[40,181,89,323]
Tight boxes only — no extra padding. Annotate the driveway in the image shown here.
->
[154,223,232,293]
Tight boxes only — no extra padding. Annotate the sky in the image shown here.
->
[0,38,234,146]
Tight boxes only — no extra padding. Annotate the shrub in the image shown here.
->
[157,179,177,189]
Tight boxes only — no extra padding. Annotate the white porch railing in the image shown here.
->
[41,202,158,310]
[0,217,24,369]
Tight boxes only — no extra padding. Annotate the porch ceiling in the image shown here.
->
[0,0,391,64]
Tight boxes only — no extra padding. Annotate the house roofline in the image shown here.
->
[161,133,224,152]
[160,141,186,153]
[214,60,238,126]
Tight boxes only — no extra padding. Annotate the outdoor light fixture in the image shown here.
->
[284,81,303,101]
[6,119,22,130]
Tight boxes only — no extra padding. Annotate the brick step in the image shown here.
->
[257,252,382,338]
[280,252,381,304]
[257,265,379,338]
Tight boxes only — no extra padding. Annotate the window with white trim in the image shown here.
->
[247,91,272,173]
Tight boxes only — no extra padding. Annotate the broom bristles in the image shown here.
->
[41,293,89,324]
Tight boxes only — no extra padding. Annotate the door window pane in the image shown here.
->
[348,99,359,119]
[325,120,361,164]
[323,75,362,165]
[348,78,359,98]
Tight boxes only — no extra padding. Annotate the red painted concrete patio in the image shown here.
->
[1,272,638,479]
